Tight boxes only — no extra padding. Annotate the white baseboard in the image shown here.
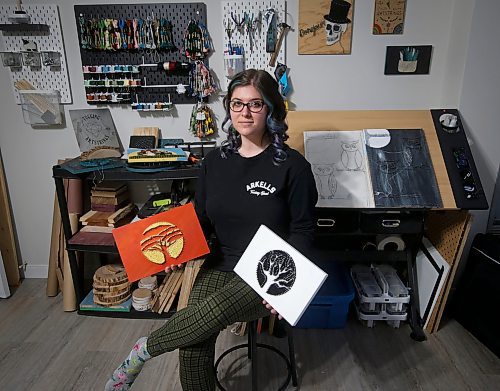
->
[24,264,48,279]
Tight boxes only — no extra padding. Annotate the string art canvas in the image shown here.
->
[234,225,328,326]
[69,108,121,153]
[112,203,209,282]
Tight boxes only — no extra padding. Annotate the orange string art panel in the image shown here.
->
[112,203,209,282]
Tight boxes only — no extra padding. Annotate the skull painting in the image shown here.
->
[325,21,348,46]
[324,0,352,47]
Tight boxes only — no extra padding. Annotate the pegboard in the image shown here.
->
[425,210,470,265]
[0,4,72,104]
[74,3,208,105]
[221,0,286,89]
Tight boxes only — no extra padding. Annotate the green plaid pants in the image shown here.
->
[147,268,269,391]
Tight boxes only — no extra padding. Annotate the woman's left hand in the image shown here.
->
[262,300,283,320]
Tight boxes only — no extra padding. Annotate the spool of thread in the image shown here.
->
[376,234,406,251]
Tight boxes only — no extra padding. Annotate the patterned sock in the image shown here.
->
[104,337,151,391]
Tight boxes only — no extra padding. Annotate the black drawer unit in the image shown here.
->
[315,208,359,234]
[359,210,424,234]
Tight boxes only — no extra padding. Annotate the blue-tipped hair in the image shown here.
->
[221,69,288,165]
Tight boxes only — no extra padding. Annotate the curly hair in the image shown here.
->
[220,69,288,165]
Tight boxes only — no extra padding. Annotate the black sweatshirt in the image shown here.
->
[194,145,318,271]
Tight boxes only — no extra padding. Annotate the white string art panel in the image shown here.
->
[0,4,72,103]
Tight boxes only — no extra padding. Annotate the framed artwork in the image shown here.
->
[373,0,407,35]
[298,0,354,55]
[384,45,433,75]
[234,225,328,326]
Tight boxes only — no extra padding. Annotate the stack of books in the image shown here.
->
[69,182,136,247]
[79,182,136,233]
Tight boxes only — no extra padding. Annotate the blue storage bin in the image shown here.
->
[296,257,355,329]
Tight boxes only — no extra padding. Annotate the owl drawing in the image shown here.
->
[340,141,363,170]
[312,164,337,199]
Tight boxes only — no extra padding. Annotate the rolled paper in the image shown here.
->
[66,179,83,214]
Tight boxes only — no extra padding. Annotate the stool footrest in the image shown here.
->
[214,342,293,391]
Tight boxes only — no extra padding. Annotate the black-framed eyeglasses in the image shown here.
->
[229,100,266,113]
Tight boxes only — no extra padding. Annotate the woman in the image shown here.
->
[104,69,318,391]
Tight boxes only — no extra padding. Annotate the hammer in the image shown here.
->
[269,23,291,67]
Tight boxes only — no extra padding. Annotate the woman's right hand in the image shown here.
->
[165,263,184,273]
[262,300,283,320]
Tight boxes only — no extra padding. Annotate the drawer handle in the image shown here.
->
[317,218,335,227]
[381,219,400,228]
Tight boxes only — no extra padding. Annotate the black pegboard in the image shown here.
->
[74,3,207,105]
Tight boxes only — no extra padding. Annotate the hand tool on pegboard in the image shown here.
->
[269,23,291,67]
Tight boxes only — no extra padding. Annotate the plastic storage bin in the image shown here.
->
[21,51,42,67]
[19,90,63,126]
[1,51,23,67]
[41,51,61,67]
[351,264,410,328]
[296,257,355,329]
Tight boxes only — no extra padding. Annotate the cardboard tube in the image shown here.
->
[47,159,66,297]
[46,193,61,296]
[66,179,83,215]
[62,213,79,311]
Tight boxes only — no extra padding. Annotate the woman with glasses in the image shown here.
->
[104,69,318,391]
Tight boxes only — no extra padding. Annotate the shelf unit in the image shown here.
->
[53,158,428,337]
[52,159,201,318]
[0,23,49,31]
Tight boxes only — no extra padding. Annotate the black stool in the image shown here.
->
[214,319,298,391]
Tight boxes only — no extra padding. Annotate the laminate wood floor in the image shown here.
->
[1,279,499,391]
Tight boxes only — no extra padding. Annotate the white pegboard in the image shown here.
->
[221,0,286,89]
[0,4,72,103]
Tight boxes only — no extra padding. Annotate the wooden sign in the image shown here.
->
[373,0,406,35]
[298,0,354,55]
[112,203,209,282]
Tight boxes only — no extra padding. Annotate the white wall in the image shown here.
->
[0,0,480,277]
[454,0,500,266]
[459,0,500,222]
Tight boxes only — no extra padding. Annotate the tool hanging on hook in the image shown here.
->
[264,8,277,53]
[269,23,291,67]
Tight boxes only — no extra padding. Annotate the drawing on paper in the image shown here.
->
[304,131,373,208]
[365,129,442,208]
[304,129,442,208]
